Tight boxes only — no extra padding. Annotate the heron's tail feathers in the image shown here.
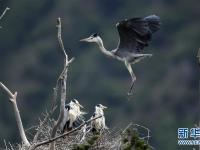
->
[145,15,161,33]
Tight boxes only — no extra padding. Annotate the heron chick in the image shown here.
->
[60,99,85,133]
[90,104,108,134]
[80,15,161,95]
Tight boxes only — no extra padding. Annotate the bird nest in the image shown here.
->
[4,116,152,150]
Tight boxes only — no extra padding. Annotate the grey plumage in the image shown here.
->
[116,15,161,55]
[80,15,161,95]
[90,104,108,133]
[60,99,85,133]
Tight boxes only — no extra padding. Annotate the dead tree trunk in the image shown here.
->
[0,82,30,147]
[49,17,74,150]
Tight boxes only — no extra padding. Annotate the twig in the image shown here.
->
[122,123,151,145]
[33,106,57,143]
[0,82,30,147]
[29,115,102,150]
[49,17,74,150]
[0,7,10,28]
[25,125,39,133]
[0,82,13,98]
[9,142,14,150]
[4,139,8,150]
[56,17,67,59]
[132,124,151,144]
[0,7,10,20]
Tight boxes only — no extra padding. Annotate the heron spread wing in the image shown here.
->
[116,15,161,54]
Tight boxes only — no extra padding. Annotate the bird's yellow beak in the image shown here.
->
[78,103,84,109]
[80,37,90,42]
[103,105,107,109]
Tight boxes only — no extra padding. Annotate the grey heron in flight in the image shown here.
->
[80,15,161,95]
[90,104,108,134]
[60,99,85,133]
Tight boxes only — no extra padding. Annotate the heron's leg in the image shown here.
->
[125,61,136,95]
[131,54,152,65]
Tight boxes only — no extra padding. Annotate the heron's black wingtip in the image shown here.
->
[144,14,161,33]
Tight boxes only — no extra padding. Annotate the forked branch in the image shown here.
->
[49,17,74,150]
[0,82,30,147]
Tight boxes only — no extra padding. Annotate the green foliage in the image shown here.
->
[73,135,100,150]
[73,144,90,150]
[73,126,152,150]
[121,127,151,150]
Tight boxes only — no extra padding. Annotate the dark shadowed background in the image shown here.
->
[0,0,199,149]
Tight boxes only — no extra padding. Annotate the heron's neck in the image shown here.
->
[96,38,114,58]
[95,108,104,116]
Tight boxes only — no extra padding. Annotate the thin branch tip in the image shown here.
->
[0,7,10,21]
[69,57,75,63]
[0,82,14,98]
[0,83,30,146]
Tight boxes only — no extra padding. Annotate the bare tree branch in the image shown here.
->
[4,139,8,150]
[49,17,74,150]
[56,17,67,59]
[0,82,13,98]
[8,142,14,150]
[0,82,30,147]
[29,115,102,150]
[0,7,10,20]
[33,106,57,143]
[132,124,151,144]
[0,7,10,28]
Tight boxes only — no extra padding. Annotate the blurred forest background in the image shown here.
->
[0,0,199,149]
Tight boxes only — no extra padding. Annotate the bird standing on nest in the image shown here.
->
[60,99,85,133]
[90,104,108,134]
[80,15,161,95]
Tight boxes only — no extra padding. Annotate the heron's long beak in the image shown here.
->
[103,105,107,109]
[78,103,84,109]
[80,37,90,42]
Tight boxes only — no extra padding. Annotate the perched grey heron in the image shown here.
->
[80,15,161,95]
[90,104,108,133]
[60,99,85,133]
